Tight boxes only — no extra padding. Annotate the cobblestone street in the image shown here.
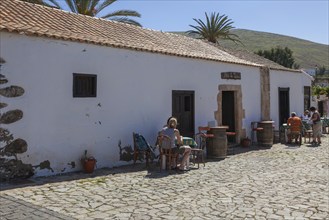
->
[1,136,328,220]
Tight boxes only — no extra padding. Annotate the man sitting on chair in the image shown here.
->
[287,112,302,144]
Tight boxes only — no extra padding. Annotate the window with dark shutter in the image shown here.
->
[304,86,311,110]
[73,73,97,97]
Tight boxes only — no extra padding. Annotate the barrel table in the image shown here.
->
[257,121,274,147]
[206,126,228,159]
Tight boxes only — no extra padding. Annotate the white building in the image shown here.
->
[303,68,316,76]
[0,0,313,178]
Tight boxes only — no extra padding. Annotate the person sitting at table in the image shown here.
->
[161,117,191,171]
[301,110,310,121]
[309,106,321,145]
[287,112,302,144]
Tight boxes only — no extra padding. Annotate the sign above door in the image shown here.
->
[221,72,241,80]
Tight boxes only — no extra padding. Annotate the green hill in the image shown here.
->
[175,29,329,69]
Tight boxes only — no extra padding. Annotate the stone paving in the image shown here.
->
[1,135,328,220]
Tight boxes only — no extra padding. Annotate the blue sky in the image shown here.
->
[57,0,329,45]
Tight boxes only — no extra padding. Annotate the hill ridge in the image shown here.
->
[173,29,329,69]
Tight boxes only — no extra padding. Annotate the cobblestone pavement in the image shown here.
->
[1,136,328,220]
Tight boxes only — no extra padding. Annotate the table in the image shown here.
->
[257,121,274,147]
[172,137,197,169]
[207,126,228,159]
[182,137,197,147]
[175,137,197,147]
[281,121,313,143]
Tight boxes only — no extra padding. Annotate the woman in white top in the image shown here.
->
[302,110,310,120]
[161,117,191,171]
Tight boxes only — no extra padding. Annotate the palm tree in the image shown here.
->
[20,0,141,26]
[187,12,240,44]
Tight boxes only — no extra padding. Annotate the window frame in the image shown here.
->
[73,73,97,98]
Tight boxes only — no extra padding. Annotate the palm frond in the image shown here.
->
[186,12,241,44]
[95,0,116,14]
[64,0,78,13]
[102,10,141,18]
[47,0,61,8]
[110,17,142,26]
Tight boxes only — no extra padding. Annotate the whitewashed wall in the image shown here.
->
[1,32,310,176]
[270,70,313,129]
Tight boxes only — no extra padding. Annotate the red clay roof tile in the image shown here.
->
[0,0,295,72]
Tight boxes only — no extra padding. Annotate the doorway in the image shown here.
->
[215,85,243,143]
[279,88,290,125]
[222,91,235,142]
[172,91,195,137]
[318,101,324,116]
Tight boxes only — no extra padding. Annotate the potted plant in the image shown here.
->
[241,137,251,148]
[81,150,97,173]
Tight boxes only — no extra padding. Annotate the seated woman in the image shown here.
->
[287,112,302,144]
[301,110,310,121]
[161,117,191,171]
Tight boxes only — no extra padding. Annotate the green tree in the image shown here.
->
[256,46,298,69]
[316,66,327,75]
[312,85,328,96]
[293,63,300,69]
[20,0,141,26]
[187,12,241,44]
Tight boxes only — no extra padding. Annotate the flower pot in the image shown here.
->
[241,138,251,147]
[82,158,96,173]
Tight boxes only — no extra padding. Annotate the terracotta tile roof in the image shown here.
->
[0,0,262,68]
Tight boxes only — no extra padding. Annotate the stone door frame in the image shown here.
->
[214,84,245,143]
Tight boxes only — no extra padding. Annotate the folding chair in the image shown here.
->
[133,132,156,167]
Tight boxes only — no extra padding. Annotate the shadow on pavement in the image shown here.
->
[4,136,325,191]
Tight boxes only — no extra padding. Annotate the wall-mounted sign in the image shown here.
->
[221,72,241,80]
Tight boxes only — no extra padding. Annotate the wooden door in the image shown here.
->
[279,88,290,125]
[172,91,195,137]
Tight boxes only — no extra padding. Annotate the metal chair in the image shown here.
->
[198,126,214,145]
[251,122,264,145]
[322,118,329,134]
[302,121,313,143]
[287,126,302,146]
[191,133,206,168]
[226,131,236,155]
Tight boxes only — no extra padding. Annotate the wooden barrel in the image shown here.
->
[257,121,274,147]
[206,126,228,159]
